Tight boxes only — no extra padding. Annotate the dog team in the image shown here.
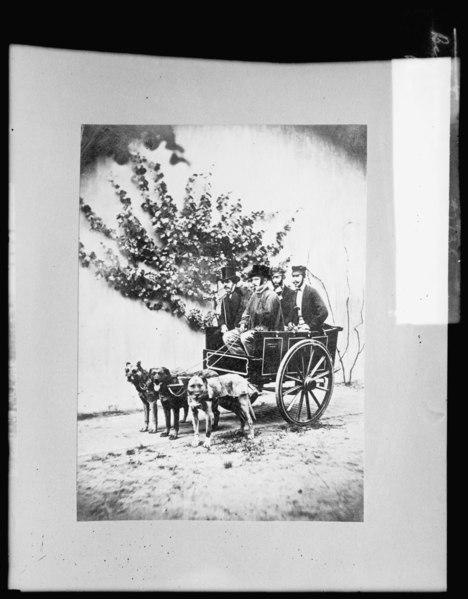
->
[125,262,328,448]
[125,362,257,449]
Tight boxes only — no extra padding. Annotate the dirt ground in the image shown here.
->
[77,383,364,521]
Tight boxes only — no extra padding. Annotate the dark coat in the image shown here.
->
[240,287,284,331]
[276,284,296,326]
[218,288,244,330]
[292,284,328,331]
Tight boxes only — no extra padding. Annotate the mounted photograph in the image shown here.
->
[77,124,367,521]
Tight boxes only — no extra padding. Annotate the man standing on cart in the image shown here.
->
[290,264,329,332]
[224,264,283,357]
[271,265,296,328]
[218,265,244,338]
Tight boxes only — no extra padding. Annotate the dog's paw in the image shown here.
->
[160,431,169,437]
[148,427,157,434]
[139,426,149,433]
[191,437,200,448]
[169,429,178,440]
[203,438,212,450]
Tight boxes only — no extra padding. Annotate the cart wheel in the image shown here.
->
[275,339,334,426]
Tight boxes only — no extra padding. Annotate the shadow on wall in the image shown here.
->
[78,267,204,414]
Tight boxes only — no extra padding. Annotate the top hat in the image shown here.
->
[291,265,307,274]
[220,265,240,283]
[248,264,271,280]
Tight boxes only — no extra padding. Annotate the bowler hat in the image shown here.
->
[220,265,240,283]
[291,265,307,274]
[248,264,271,279]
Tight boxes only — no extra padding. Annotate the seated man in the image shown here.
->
[237,266,253,309]
[271,266,296,328]
[218,265,244,336]
[223,264,283,356]
[290,265,328,332]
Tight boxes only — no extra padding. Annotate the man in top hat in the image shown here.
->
[290,265,328,332]
[224,264,284,356]
[271,266,296,327]
[218,265,244,337]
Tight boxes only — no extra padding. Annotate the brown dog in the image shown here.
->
[125,361,159,433]
[150,367,189,440]
[186,372,257,449]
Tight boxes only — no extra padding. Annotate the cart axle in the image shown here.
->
[303,377,318,391]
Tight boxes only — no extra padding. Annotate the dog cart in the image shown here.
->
[202,325,343,427]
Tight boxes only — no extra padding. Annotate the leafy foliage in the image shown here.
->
[79,198,116,239]
[79,153,294,330]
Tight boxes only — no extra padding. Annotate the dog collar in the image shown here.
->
[167,386,186,398]
[138,380,150,391]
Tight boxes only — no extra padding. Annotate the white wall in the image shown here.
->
[78,126,366,412]
[78,267,204,413]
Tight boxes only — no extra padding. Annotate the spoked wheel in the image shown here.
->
[275,339,334,426]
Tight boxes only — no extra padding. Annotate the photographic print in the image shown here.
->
[77,124,367,521]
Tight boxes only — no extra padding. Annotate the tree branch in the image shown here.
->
[347,292,365,384]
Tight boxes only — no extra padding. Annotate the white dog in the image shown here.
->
[186,373,257,449]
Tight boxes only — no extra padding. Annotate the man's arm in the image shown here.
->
[307,287,329,329]
[282,287,296,326]
[275,295,285,331]
[232,291,244,328]
[266,292,284,331]
[239,293,254,331]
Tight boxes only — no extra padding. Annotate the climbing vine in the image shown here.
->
[79,153,294,330]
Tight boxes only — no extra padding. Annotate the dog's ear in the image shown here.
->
[136,360,142,369]
[162,367,171,379]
